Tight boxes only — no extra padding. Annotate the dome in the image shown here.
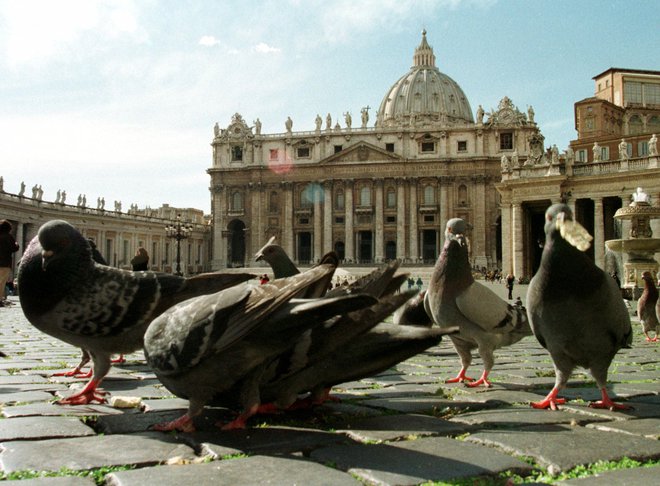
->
[376,31,474,128]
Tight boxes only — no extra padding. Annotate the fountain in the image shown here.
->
[605,187,660,294]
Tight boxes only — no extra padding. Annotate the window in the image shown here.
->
[269,191,279,212]
[639,141,649,156]
[500,132,513,150]
[423,215,435,223]
[627,143,633,157]
[577,149,587,162]
[421,141,435,152]
[335,216,344,224]
[335,190,344,210]
[231,145,243,161]
[585,118,594,130]
[269,149,279,160]
[296,146,310,158]
[385,143,395,152]
[386,188,396,208]
[299,218,309,225]
[458,184,468,206]
[165,243,170,264]
[300,185,313,207]
[360,186,371,206]
[624,81,642,104]
[646,83,660,106]
[231,191,243,211]
[601,146,610,161]
[628,115,643,135]
[334,145,342,153]
[457,140,467,152]
[386,216,396,223]
[423,185,435,205]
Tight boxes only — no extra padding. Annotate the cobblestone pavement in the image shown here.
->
[0,283,658,485]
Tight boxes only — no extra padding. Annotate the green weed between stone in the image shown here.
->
[0,465,136,485]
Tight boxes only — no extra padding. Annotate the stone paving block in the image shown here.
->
[467,424,660,474]
[0,383,69,393]
[105,454,360,486]
[338,413,468,442]
[141,397,190,411]
[449,388,546,405]
[0,432,198,473]
[360,396,505,414]
[562,400,660,420]
[310,435,532,485]
[2,402,127,418]
[353,383,438,398]
[556,464,660,485]
[195,426,351,456]
[0,390,54,405]
[586,417,660,439]
[2,476,96,485]
[0,374,49,385]
[94,410,188,435]
[449,406,607,427]
[0,416,95,441]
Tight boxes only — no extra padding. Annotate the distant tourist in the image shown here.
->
[0,220,19,306]
[506,273,515,300]
[131,247,149,271]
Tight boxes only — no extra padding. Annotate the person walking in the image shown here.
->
[506,273,515,300]
[131,247,149,271]
[0,220,19,306]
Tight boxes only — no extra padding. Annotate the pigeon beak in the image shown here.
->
[41,250,54,270]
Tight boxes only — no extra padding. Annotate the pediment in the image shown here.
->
[320,142,402,165]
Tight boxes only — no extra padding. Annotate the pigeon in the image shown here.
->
[143,264,379,432]
[393,290,433,327]
[424,217,531,387]
[637,271,660,343]
[526,203,633,410]
[17,219,255,405]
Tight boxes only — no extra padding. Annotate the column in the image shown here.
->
[396,179,406,259]
[282,182,294,259]
[594,197,605,269]
[323,181,333,254]
[211,185,225,270]
[344,181,354,262]
[439,178,448,247]
[313,190,322,262]
[250,183,262,263]
[473,177,488,268]
[374,179,384,263]
[512,202,524,278]
[501,202,512,275]
[409,179,419,262]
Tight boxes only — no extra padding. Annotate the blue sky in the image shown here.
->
[1,0,657,213]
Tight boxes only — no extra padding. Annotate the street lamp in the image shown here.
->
[165,214,193,276]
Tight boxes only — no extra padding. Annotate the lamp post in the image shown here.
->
[165,214,193,276]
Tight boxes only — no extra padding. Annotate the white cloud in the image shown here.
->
[199,35,221,47]
[254,42,281,54]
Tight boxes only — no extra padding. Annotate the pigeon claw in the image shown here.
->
[111,355,126,364]
[589,389,631,411]
[445,368,474,384]
[52,368,93,379]
[153,414,196,433]
[465,373,492,388]
[56,379,106,405]
[531,387,566,410]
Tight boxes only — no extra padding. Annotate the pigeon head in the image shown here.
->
[445,218,468,248]
[38,220,91,270]
[642,271,655,286]
[254,236,279,263]
[544,203,592,252]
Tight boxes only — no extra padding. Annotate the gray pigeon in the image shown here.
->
[17,219,254,405]
[144,264,378,432]
[526,204,633,410]
[424,218,531,387]
[639,271,659,342]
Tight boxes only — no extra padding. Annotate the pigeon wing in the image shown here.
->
[455,281,520,332]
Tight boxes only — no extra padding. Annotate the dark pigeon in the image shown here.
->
[424,217,531,387]
[17,219,255,405]
[144,264,379,432]
[526,203,633,410]
[393,290,433,327]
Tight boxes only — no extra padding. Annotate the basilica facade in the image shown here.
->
[208,31,541,271]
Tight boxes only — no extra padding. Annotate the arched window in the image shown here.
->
[300,185,313,208]
[360,186,371,206]
[386,188,396,208]
[424,185,435,205]
[231,191,243,211]
[628,115,643,135]
[649,116,660,133]
[335,190,344,210]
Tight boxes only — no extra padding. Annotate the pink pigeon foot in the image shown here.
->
[218,403,278,430]
[445,367,475,384]
[589,388,632,410]
[465,370,492,388]
[52,368,93,379]
[153,413,196,433]
[531,387,566,410]
[111,355,126,364]
[56,379,106,405]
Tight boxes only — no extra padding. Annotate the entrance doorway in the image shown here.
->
[523,200,551,278]
[385,240,397,261]
[227,219,246,267]
[421,229,437,263]
[297,232,312,264]
[357,231,373,263]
